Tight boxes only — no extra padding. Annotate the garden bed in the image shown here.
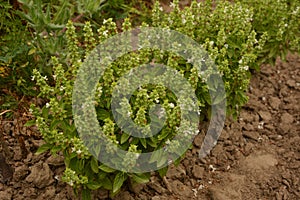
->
[0,53,299,199]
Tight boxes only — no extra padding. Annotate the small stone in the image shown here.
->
[151,196,160,200]
[0,153,14,184]
[166,165,186,179]
[170,180,193,198]
[286,79,296,88]
[129,180,145,194]
[193,134,204,147]
[242,131,260,141]
[37,186,56,200]
[114,191,133,200]
[25,162,54,188]
[192,165,205,179]
[13,146,23,161]
[258,111,272,122]
[46,155,64,166]
[0,188,12,200]
[148,182,167,194]
[13,165,29,181]
[269,97,281,110]
[208,188,231,200]
[23,187,37,198]
[281,113,294,124]
[242,153,278,170]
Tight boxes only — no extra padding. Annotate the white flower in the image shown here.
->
[187,58,193,63]
[238,59,243,64]
[76,149,82,154]
[31,75,35,81]
[169,103,175,108]
[60,86,65,91]
[103,30,109,37]
[242,66,249,71]
[68,180,74,186]
[170,2,175,8]
[209,164,217,172]
[71,147,76,152]
[258,121,264,129]
[45,103,50,108]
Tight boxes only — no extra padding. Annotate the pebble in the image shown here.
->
[192,165,205,179]
[25,162,54,189]
[242,131,260,141]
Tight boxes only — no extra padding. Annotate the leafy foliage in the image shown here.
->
[28,0,300,199]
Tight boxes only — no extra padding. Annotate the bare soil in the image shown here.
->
[0,53,299,200]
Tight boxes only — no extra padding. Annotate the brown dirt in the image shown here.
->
[0,53,299,200]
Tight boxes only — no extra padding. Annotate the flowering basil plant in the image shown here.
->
[28,0,300,199]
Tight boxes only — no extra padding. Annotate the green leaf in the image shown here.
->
[158,166,168,177]
[86,181,102,190]
[149,149,162,163]
[99,164,116,173]
[130,173,150,184]
[78,159,85,171]
[82,188,91,200]
[28,48,36,55]
[113,172,127,193]
[90,157,99,173]
[50,145,62,154]
[102,177,112,190]
[157,154,167,168]
[120,133,130,144]
[70,158,79,171]
[139,138,147,148]
[42,106,49,119]
[97,109,110,120]
[24,120,35,127]
[157,129,169,140]
[35,143,52,154]
[50,119,60,129]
